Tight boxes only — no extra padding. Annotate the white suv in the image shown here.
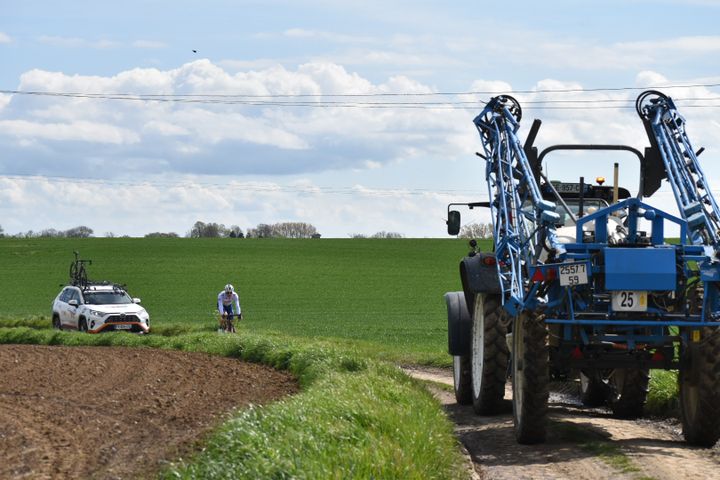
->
[51,283,150,334]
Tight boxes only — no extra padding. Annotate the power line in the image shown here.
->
[2,89,720,110]
[3,81,720,99]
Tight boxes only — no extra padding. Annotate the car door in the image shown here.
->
[62,288,82,329]
[57,288,73,327]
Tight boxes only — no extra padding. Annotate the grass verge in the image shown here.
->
[646,370,679,417]
[0,327,466,479]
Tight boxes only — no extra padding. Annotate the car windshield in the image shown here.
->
[84,291,133,305]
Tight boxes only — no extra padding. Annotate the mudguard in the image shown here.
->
[445,291,471,356]
[460,253,501,314]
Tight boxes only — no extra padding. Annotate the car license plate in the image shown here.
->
[115,324,132,330]
[611,291,647,312]
[559,263,588,286]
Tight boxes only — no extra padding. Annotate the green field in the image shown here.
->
[1,237,488,365]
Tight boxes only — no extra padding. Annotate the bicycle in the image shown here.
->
[219,312,242,333]
[69,251,92,287]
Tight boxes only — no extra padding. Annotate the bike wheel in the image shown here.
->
[69,262,78,285]
[78,266,88,287]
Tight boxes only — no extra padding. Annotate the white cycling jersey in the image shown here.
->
[217,291,241,314]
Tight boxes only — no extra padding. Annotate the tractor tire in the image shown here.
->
[512,312,549,444]
[452,355,472,405]
[580,370,608,407]
[470,294,509,414]
[446,291,472,405]
[679,327,720,446]
[607,368,650,419]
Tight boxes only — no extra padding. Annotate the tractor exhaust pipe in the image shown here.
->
[613,162,619,204]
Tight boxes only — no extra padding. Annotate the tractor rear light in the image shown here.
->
[482,256,496,266]
[570,346,584,360]
[530,267,558,282]
[652,351,665,362]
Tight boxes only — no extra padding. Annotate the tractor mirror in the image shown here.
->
[447,210,461,235]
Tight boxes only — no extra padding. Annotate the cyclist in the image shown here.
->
[217,283,242,332]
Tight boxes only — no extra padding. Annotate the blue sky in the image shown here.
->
[1,0,720,237]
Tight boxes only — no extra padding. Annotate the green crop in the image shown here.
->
[1,237,492,365]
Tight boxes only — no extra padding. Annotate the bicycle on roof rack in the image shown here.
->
[69,251,92,287]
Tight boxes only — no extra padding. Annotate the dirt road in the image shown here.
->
[0,344,298,480]
[405,366,720,480]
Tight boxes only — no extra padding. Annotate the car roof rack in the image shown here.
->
[81,281,128,292]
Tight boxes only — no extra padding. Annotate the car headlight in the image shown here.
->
[89,310,105,317]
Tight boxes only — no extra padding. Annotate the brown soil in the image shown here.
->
[0,344,298,480]
[404,366,720,480]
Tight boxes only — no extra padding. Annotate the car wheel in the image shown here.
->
[52,314,62,330]
[79,317,88,333]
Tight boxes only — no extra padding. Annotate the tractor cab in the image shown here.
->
[541,179,631,228]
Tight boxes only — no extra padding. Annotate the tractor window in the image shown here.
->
[555,199,609,226]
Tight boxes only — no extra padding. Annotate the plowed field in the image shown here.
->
[0,344,298,479]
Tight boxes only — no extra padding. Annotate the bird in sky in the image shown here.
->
[192,49,197,53]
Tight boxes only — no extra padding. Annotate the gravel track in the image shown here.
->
[404,366,720,480]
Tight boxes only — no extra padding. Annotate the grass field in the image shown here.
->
[1,237,487,365]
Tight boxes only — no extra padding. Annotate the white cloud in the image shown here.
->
[132,40,167,49]
[37,35,121,49]
[0,175,461,238]
[0,93,11,111]
[0,119,140,144]
[0,32,11,44]
[2,60,720,237]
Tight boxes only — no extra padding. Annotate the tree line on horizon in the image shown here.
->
[184,221,321,239]
[0,221,494,239]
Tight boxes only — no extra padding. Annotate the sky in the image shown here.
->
[1,0,720,237]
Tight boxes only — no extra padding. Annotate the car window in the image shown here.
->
[83,291,134,305]
[69,290,82,303]
[59,288,72,303]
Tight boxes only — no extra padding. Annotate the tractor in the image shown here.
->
[445,91,720,446]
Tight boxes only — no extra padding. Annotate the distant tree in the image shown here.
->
[38,228,62,238]
[271,222,318,239]
[459,223,493,239]
[64,226,94,238]
[251,223,273,238]
[349,233,368,239]
[371,231,404,239]
[228,225,244,238]
[0,225,4,237]
[188,221,228,238]
[104,232,116,238]
[145,232,179,238]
